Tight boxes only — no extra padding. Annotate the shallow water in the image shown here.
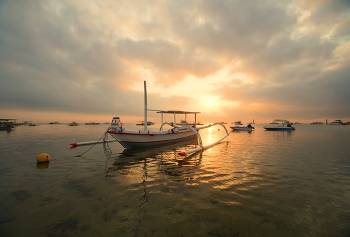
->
[0,123,350,236]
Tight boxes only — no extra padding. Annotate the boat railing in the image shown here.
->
[159,121,181,131]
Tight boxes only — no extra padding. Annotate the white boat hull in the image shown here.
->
[264,126,294,131]
[329,120,344,125]
[265,119,295,131]
[108,128,197,148]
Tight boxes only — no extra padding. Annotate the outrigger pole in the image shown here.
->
[70,127,114,148]
[178,122,231,156]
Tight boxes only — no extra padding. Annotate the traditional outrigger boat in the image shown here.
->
[108,112,202,148]
[70,81,230,156]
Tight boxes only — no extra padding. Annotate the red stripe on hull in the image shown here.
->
[107,130,197,148]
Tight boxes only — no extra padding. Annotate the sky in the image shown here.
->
[1,0,350,124]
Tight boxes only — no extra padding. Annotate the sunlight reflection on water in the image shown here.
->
[0,124,350,236]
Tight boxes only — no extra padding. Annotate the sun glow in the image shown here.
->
[201,95,218,109]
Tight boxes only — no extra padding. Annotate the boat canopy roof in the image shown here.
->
[151,110,200,115]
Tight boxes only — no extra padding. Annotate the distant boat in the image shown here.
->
[85,122,100,125]
[136,121,155,126]
[231,121,243,125]
[329,119,345,125]
[0,119,16,131]
[230,123,254,131]
[23,121,37,126]
[264,119,295,131]
[175,119,203,126]
[49,121,61,124]
[69,122,78,126]
[311,122,324,125]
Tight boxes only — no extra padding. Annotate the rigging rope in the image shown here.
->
[74,131,108,157]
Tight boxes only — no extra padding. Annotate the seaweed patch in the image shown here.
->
[46,217,78,237]
[11,189,31,202]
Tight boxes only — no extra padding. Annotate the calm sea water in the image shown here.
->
[0,123,350,237]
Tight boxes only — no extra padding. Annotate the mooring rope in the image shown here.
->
[74,131,108,157]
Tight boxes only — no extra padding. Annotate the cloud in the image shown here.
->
[0,0,349,122]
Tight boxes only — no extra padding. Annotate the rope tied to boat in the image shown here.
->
[74,130,109,157]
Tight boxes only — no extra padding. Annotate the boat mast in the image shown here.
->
[144,81,148,131]
[194,113,197,128]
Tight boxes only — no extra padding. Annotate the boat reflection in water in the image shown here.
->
[103,136,209,179]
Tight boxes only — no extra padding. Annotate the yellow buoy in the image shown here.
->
[37,153,50,163]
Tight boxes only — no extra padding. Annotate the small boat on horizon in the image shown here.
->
[69,122,78,126]
[0,119,16,131]
[264,119,295,131]
[230,123,254,131]
[311,121,324,125]
[23,121,37,126]
[232,121,243,125]
[85,122,100,125]
[136,121,155,126]
[49,121,61,124]
[329,119,345,125]
[176,119,203,126]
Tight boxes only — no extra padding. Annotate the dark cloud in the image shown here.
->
[0,0,349,122]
